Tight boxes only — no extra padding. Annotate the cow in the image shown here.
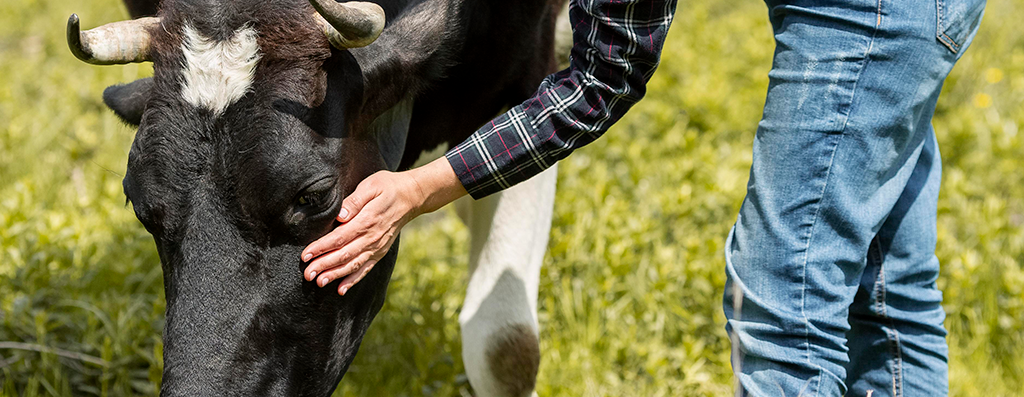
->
[67,0,566,395]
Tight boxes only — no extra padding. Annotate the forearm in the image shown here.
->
[408,156,467,217]
[446,0,678,199]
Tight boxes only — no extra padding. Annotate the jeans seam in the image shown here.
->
[871,237,905,397]
[935,0,963,53]
[836,0,884,134]
[799,131,841,397]
[799,1,884,393]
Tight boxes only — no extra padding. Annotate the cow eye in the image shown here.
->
[294,177,337,213]
[297,190,326,207]
[288,179,337,227]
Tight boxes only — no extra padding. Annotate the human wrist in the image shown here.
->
[409,157,467,216]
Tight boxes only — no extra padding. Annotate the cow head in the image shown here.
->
[69,1,398,394]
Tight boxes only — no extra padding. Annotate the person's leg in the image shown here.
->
[845,130,947,397]
[844,0,986,394]
[723,0,984,395]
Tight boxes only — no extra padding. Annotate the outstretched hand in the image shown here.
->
[301,157,467,295]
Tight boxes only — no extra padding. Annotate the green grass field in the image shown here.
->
[2,0,1022,395]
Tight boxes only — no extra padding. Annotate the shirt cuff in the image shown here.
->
[444,108,544,199]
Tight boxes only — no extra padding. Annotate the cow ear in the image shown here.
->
[103,78,153,126]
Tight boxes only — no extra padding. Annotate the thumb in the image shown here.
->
[337,173,383,222]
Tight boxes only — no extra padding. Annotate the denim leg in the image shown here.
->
[847,131,948,397]
[724,0,984,395]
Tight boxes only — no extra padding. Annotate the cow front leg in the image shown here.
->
[455,164,557,397]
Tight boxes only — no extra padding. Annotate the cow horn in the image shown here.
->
[310,0,385,49]
[67,14,160,65]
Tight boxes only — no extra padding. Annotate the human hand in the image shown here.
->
[301,157,467,295]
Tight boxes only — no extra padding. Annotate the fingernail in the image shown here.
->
[319,277,328,287]
[338,208,349,221]
[303,253,312,262]
[307,270,317,280]
[340,286,348,295]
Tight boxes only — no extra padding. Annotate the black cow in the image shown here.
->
[68,0,565,395]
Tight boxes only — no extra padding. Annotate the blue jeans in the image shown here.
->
[724,0,985,396]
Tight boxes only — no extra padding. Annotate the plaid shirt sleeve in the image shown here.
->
[445,0,677,199]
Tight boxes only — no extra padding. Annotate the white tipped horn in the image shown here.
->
[67,14,161,65]
[310,0,385,49]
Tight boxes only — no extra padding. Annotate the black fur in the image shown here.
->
[124,0,160,18]
[101,0,564,395]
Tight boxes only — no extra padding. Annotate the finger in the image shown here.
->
[303,241,365,281]
[338,258,378,295]
[338,173,385,223]
[316,252,372,287]
[301,219,367,263]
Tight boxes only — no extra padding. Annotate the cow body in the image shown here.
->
[78,0,565,395]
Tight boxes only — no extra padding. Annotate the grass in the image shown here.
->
[1,0,1022,395]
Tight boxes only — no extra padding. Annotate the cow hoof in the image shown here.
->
[485,324,540,397]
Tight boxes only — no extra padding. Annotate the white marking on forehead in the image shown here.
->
[180,24,261,116]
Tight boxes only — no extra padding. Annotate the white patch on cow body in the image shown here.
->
[180,24,261,116]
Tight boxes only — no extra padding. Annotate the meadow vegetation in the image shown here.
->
[1,0,1022,395]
